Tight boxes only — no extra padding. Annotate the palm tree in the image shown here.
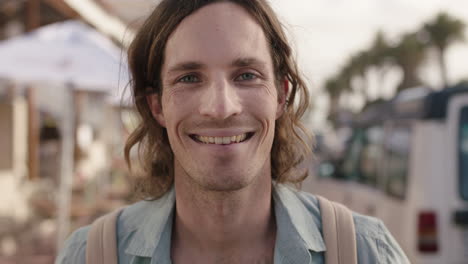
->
[389,33,428,92]
[367,31,393,98]
[325,77,343,108]
[325,76,347,127]
[423,12,465,88]
[332,51,372,105]
[369,31,391,65]
[351,51,373,101]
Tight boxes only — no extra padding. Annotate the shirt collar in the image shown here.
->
[125,186,175,259]
[273,183,326,263]
[124,184,325,262]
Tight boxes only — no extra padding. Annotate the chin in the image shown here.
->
[196,170,255,192]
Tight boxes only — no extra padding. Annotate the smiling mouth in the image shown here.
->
[190,132,254,145]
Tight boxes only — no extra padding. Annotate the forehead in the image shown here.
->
[163,2,272,71]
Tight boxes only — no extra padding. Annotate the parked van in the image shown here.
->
[305,84,468,263]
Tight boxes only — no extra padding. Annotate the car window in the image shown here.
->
[340,126,384,187]
[383,125,411,199]
[358,126,384,187]
[458,107,468,200]
[341,129,365,181]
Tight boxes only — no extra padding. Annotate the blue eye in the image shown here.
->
[237,72,257,81]
[179,75,200,83]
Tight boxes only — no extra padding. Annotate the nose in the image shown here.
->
[199,78,242,120]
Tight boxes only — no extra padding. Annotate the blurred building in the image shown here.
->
[0,0,160,44]
[0,0,79,39]
[0,0,152,262]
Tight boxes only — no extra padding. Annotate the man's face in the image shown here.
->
[150,2,285,191]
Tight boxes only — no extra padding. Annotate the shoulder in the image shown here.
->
[54,200,154,264]
[352,212,410,263]
[282,187,409,263]
[55,225,89,264]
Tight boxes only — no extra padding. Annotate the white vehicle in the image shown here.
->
[306,84,468,263]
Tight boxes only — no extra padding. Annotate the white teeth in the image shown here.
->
[239,134,247,142]
[195,133,249,145]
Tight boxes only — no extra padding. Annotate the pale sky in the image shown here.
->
[268,0,468,129]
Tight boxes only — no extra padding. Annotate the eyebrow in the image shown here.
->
[166,61,205,75]
[166,57,268,75]
[231,57,268,69]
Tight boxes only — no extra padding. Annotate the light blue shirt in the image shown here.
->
[56,184,409,263]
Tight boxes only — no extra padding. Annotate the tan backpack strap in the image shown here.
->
[317,196,358,264]
[86,208,124,264]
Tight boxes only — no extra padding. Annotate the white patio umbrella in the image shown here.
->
[0,20,130,250]
[0,20,129,92]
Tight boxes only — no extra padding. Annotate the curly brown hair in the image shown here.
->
[124,0,312,200]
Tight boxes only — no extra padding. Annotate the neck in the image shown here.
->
[171,162,276,263]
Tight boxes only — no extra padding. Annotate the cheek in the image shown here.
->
[243,88,279,118]
[163,89,190,106]
[165,88,204,110]
[162,90,195,117]
[161,90,200,135]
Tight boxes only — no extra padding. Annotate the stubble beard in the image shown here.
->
[174,156,265,194]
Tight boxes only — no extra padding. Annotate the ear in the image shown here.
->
[276,79,289,119]
[147,93,166,127]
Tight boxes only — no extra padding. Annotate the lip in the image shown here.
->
[188,129,255,138]
[189,132,255,145]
